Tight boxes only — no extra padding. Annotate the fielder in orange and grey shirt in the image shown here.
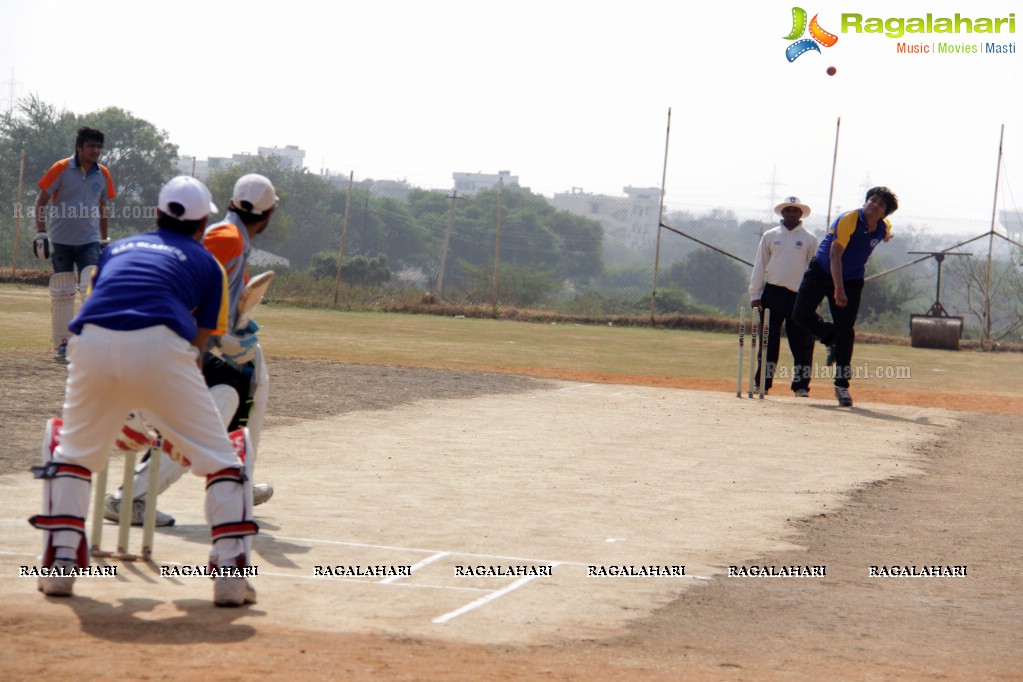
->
[35,126,116,274]
[35,127,117,358]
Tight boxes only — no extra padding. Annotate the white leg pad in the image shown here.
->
[49,272,77,351]
[79,265,96,303]
[205,428,258,566]
[245,347,269,454]
[210,384,241,430]
[29,419,91,567]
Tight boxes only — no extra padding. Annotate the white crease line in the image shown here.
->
[380,551,450,584]
[0,567,492,593]
[259,570,490,592]
[433,564,560,624]
[268,534,588,566]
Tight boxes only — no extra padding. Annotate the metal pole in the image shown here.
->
[438,190,457,298]
[491,177,503,309]
[14,147,25,275]
[983,124,1004,343]
[825,117,841,230]
[333,171,354,307]
[650,107,671,323]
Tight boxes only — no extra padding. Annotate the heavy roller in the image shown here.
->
[908,251,969,350]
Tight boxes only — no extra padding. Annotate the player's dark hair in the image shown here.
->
[866,186,899,216]
[157,209,206,236]
[228,200,274,226]
[75,127,105,148]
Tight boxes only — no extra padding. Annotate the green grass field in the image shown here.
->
[2,283,1020,399]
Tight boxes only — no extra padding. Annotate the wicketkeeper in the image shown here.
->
[30,176,258,606]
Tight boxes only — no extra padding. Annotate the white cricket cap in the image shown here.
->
[158,176,217,221]
[231,174,278,216]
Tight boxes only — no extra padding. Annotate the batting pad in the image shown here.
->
[79,265,96,302]
[49,272,77,351]
[28,419,91,568]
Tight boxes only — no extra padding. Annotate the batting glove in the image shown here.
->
[33,232,51,260]
[218,320,260,367]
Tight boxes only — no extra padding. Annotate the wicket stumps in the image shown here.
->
[90,445,161,561]
[739,306,770,399]
[758,309,770,400]
[746,311,758,397]
[736,307,745,397]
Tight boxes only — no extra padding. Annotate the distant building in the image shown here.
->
[549,186,662,255]
[319,172,414,202]
[175,145,306,179]
[452,170,518,195]
[257,145,305,170]
[175,156,208,178]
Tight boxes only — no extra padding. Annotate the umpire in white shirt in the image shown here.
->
[748,197,819,396]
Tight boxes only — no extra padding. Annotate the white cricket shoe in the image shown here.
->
[103,494,176,527]
[253,483,274,506]
[37,559,76,597]
[214,577,257,607]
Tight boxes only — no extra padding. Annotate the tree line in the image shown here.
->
[4,95,1018,338]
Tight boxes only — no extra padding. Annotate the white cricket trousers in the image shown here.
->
[48,325,249,564]
[60,324,241,475]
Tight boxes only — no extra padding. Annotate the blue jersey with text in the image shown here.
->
[70,229,229,342]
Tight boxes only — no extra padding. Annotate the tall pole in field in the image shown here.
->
[983,124,1005,344]
[13,147,25,275]
[491,177,503,310]
[825,116,841,230]
[650,107,671,323]
[438,189,458,298]
[333,170,354,307]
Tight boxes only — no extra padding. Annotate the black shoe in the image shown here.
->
[834,386,853,407]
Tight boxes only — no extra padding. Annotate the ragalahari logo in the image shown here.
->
[784,7,838,61]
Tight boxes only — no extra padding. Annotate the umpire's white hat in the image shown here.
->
[774,196,811,218]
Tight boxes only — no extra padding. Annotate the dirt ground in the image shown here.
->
[1,351,1021,681]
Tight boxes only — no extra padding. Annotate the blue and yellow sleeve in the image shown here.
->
[832,212,859,248]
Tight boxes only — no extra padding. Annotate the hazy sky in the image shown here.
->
[1,0,1020,228]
